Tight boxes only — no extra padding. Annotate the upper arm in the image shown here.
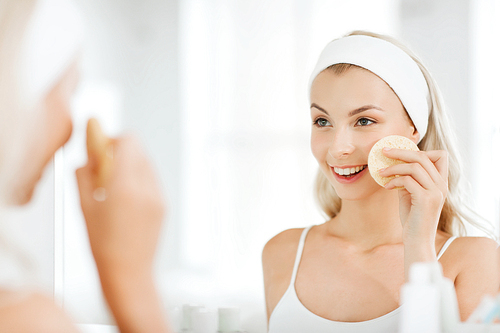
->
[262,228,302,322]
[0,291,79,333]
[453,237,500,321]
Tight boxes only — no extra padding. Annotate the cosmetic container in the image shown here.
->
[399,262,440,333]
[192,308,218,333]
[467,295,498,324]
[218,307,247,333]
[181,304,205,332]
[430,262,460,333]
[218,307,240,332]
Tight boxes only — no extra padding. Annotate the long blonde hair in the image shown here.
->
[314,30,491,238]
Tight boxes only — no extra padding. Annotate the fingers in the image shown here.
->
[75,165,92,199]
[385,174,446,207]
[380,162,434,190]
[380,148,448,199]
[381,148,448,187]
[424,150,449,182]
[384,174,422,194]
[379,162,447,194]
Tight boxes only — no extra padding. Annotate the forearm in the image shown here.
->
[404,237,437,282]
[98,266,170,333]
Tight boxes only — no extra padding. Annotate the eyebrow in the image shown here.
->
[310,103,384,117]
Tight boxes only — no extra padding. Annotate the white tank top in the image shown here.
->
[268,225,457,333]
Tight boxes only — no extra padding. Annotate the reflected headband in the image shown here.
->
[308,35,430,143]
[21,0,85,104]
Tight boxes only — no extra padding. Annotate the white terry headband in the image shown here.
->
[21,0,84,105]
[308,35,431,143]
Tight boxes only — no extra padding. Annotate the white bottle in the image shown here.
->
[399,262,441,333]
[192,308,218,333]
[218,307,241,333]
[430,263,460,332]
[182,304,205,332]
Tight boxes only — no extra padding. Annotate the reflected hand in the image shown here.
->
[76,132,166,276]
[76,131,169,332]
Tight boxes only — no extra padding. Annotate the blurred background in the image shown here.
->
[11,0,500,332]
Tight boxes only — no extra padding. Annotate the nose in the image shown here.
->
[327,129,355,160]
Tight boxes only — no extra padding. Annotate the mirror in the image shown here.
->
[20,0,494,332]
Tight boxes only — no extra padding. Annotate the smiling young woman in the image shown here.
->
[262,31,500,333]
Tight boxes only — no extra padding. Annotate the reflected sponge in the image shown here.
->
[86,118,113,187]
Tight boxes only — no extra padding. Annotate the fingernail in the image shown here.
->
[383,147,391,152]
[93,187,107,202]
[378,168,386,173]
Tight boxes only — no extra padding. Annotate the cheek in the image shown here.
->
[365,137,382,156]
[48,109,73,159]
[60,110,73,145]
[310,131,329,162]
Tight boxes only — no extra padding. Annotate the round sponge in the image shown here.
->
[368,135,419,187]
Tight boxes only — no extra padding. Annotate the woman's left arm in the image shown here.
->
[381,148,500,320]
[380,148,448,279]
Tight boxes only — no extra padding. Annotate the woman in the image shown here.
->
[0,0,170,332]
[263,31,499,332]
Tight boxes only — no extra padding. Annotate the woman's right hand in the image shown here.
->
[76,133,170,332]
[75,133,166,277]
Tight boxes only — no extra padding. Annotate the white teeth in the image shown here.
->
[334,165,365,176]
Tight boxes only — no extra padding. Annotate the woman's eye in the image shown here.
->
[356,118,374,126]
[313,118,331,127]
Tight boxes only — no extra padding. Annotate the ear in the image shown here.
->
[410,126,420,145]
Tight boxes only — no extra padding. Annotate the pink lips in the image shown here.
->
[331,165,368,184]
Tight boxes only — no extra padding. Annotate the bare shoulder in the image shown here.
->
[0,290,78,333]
[262,228,304,320]
[440,236,498,273]
[262,228,304,261]
[263,228,304,255]
[440,236,500,320]
[450,236,498,263]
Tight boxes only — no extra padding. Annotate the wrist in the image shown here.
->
[98,265,168,333]
[97,260,154,288]
[403,229,436,247]
[403,239,437,281]
[404,242,436,260]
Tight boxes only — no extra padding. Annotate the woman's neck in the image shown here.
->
[326,189,404,250]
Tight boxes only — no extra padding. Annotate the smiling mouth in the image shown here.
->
[333,165,367,178]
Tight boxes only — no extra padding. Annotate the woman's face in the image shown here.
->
[310,67,419,201]
[12,62,78,205]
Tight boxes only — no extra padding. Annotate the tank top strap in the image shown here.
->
[290,225,314,285]
[437,236,457,260]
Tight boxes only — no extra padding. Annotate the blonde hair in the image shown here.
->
[314,30,492,238]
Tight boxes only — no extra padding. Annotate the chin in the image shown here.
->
[330,179,383,202]
[9,182,36,206]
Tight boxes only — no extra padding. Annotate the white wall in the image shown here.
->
[399,0,473,182]
[399,0,500,237]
